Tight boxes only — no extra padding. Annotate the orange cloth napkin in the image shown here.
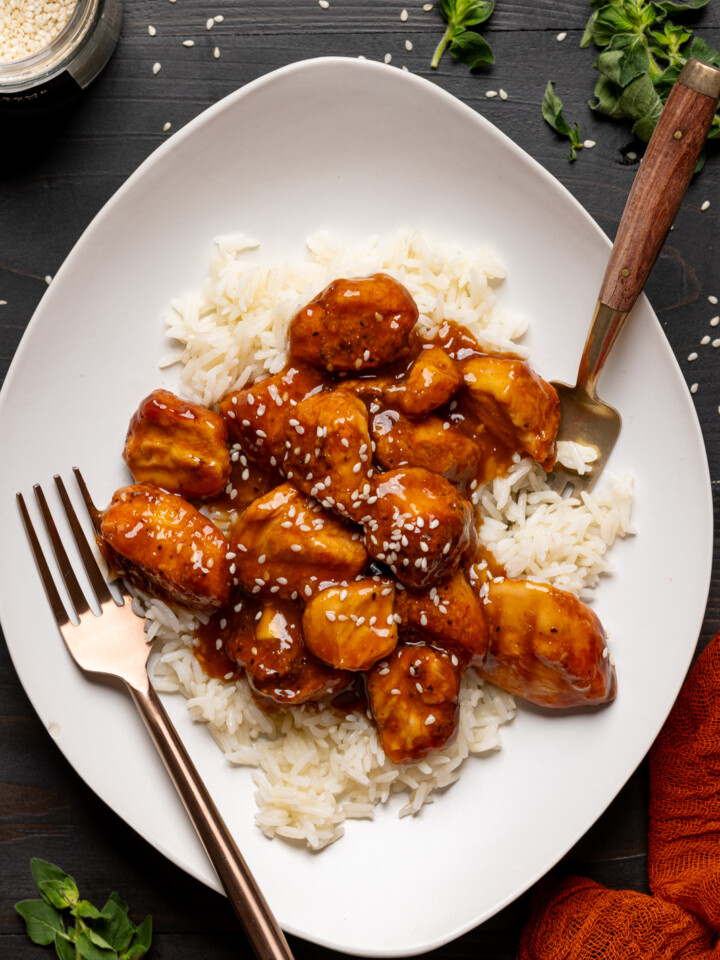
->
[517,632,720,959]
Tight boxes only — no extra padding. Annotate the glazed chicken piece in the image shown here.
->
[123,389,231,499]
[288,273,418,372]
[371,409,481,487]
[394,569,488,661]
[346,346,463,418]
[230,483,368,601]
[478,577,616,708]
[302,578,398,671]
[366,642,467,763]
[101,483,233,609]
[283,389,375,523]
[219,363,323,468]
[367,467,476,589]
[461,355,560,470]
[225,598,351,705]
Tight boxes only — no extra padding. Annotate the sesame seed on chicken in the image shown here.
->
[288,273,418,373]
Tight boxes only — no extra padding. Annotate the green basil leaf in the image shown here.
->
[75,900,103,919]
[631,113,659,140]
[75,929,118,960]
[592,7,636,46]
[450,30,494,68]
[581,12,598,48]
[15,899,65,946]
[594,48,626,83]
[618,72,663,129]
[441,0,494,29]
[121,917,152,960]
[542,81,572,135]
[604,32,651,85]
[31,860,78,900]
[39,878,80,911]
[688,35,720,69]
[590,75,630,118]
[55,932,77,960]
[94,893,135,952]
[652,0,709,12]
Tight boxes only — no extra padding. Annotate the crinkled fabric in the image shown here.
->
[517,634,720,960]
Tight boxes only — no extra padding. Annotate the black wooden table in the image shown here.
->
[2,1,719,957]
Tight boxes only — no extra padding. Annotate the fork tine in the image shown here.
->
[17,492,70,627]
[54,474,115,607]
[33,483,90,618]
[73,466,103,537]
[545,466,576,498]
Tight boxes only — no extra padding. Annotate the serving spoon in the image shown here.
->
[548,57,720,495]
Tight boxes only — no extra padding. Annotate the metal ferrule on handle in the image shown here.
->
[576,302,629,396]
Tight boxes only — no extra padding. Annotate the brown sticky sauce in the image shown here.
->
[203,457,283,527]
[195,598,263,680]
[330,678,369,717]
[177,321,518,726]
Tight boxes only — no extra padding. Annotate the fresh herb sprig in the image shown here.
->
[430,0,495,70]
[542,82,586,160]
[582,0,720,148]
[15,859,152,960]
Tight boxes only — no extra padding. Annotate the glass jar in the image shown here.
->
[0,0,122,111]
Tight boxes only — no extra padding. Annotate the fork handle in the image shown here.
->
[599,58,720,314]
[128,680,295,960]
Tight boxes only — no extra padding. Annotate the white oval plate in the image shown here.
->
[0,58,712,957]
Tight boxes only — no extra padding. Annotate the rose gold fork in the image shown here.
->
[17,468,294,960]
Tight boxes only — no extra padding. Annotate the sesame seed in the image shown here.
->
[499,89,508,100]
[691,383,699,394]
[709,295,718,305]
[688,352,698,361]
[182,39,195,46]
[405,39,413,50]
[44,275,52,285]
[583,139,596,149]
[384,53,392,64]
[214,45,221,58]
[326,611,337,621]
[291,544,302,552]
[702,335,711,345]
[711,316,720,327]
[153,62,162,74]
[319,0,329,6]
[148,24,156,35]
[556,31,567,41]
[206,17,214,28]
[713,339,720,348]
[425,714,436,725]
[214,14,224,21]
[486,90,498,98]
[400,8,408,20]
[701,200,711,211]
[163,122,172,131]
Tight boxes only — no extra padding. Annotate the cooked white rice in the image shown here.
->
[148,229,634,849]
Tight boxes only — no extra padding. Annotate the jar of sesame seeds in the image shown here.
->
[0,0,122,110]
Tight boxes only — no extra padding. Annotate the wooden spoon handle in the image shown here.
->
[599,58,720,314]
